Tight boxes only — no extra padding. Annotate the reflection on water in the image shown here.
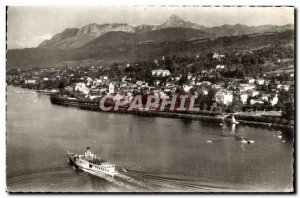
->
[6,86,294,192]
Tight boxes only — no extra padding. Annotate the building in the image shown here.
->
[216,64,225,69]
[100,76,108,81]
[239,84,256,92]
[282,84,291,91]
[75,82,90,95]
[89,88,101,96]
[247,90,260,97]
[256,78,265,85]
[109,83,115,94]
[215,90,233,105]
[246,78,255,84]
[151,69,171,77]
[261,94,270,102]
[270,94,279,106]
[240,93,249,104]
[212,52,225,61]
[183,85,193,93]
[250,99,264,105]
[25,79,36,84]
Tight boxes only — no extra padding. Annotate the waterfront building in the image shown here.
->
[215,90,233,105]
[75,82,90,95]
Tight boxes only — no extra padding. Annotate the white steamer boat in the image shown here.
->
[67,147,118,177]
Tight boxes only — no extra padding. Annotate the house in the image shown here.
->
[151,69,171,77]
[121,76,127,82]
[247,90,260,97]
[240,93,249,104]
[153,80,161,86]
[277,84,283,89]
[212,84,222,90]
[109,83,115,94]
[261,94,270,102]
[212,52,225,61]
[175,76,181,81]
[239,84,256,92]
[256,78,265,85]
[216,64,225,69]
[89,88,101,96]
[199,81,212,86]
[250,99,264,105]
[25,79,36,84]
[270,94,279,106]
[75,82,90,95]
[183,85,193,93]
[282,84,291,91]
[215,90,233,105]
[100,76,108,81]
[264,80,270,85]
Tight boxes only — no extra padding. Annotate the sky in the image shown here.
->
[7,6,294,49]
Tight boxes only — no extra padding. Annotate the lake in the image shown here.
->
[6,86,294,192]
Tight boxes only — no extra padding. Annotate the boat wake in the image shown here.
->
[70,163,233,192]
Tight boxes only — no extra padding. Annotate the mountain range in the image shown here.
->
[7,15,294,69]
[38,14,293,49]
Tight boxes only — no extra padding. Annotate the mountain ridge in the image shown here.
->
[38,14,293,49]
[7,30,294,69]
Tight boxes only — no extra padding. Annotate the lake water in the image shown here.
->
[6,86,294,192]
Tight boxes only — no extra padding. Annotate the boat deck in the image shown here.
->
[88,158,108,165]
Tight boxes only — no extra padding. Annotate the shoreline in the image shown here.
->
[9,85,293,132]
[111,109,294,131]
[49,94,294,132]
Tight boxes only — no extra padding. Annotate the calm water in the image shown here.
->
[6,86,294,192]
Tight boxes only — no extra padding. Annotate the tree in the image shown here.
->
[164,56,175,73]
[229,95,243,113]
[278,89,291,103]
[234,57,242,64]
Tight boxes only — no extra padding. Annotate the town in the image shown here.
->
[7,45,294,126]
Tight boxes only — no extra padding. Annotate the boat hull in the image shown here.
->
[67,153,117,177]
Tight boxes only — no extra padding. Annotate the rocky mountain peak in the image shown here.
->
[38,14,294,49]
[169,14,184,22]
[164,14,187,26]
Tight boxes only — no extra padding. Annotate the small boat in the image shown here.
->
[67,147,118,177]
[231,115,239,124]
[247,140,255,144]
[241,139,248,144]
[241,139,255,144]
